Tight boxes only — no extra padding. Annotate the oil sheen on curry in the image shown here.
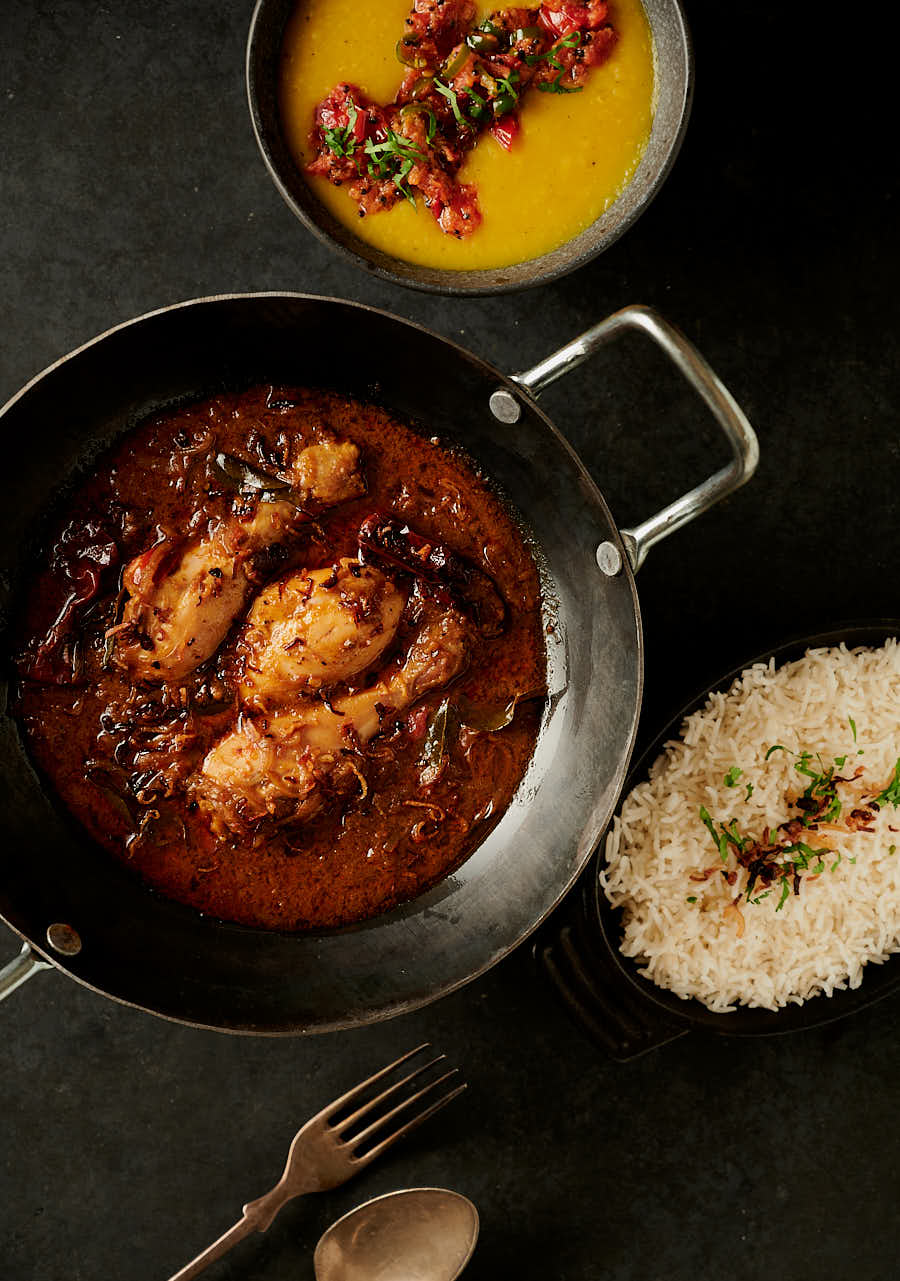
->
[16,389,546,931]
[280,0,655,270]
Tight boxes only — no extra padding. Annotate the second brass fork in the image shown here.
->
[168,1043,465,1281]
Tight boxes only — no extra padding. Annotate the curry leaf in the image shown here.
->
[211,452,290,496]
[419,699,459,785]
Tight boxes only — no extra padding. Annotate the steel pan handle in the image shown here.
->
[505,304,759,573]
[0,940,50,1001]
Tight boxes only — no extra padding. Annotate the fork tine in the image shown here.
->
[319,1043,432,1121]
[351,1082,468,1167]
[332,1054,446,1134]
[348,1070,463,1150]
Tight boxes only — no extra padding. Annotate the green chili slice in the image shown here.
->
[466,29,499,53]
[408,74,435,100]
[440,43,470,80]
[399,102,437,141]
[396,38,429,70]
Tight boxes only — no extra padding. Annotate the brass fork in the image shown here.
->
[167,1044,465,1281]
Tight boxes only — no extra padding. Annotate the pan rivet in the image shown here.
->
[596,541,623,576]
[46,923,82,957]
[489,388,521,424]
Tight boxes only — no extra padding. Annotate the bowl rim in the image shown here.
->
[245,0,695,296]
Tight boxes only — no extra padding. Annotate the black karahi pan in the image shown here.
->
[0,294,757,1033]
[537,622,900,1060]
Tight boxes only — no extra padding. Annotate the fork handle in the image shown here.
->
[166,1215,258,1281]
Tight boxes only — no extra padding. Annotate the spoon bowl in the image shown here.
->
[314,1188,479,1281]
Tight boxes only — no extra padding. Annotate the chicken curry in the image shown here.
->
[15,387,546,930]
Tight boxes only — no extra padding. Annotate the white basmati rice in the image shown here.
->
[600,641,900,1012]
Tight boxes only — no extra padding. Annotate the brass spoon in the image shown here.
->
[314,1188,479,1281]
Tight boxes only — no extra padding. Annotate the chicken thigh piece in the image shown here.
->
[237,558,404,708]
[115,438,365,683]
[115,499,299,684]
[285,439,362,504]
[194,608,469,832]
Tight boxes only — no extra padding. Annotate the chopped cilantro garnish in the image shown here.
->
[699,807,748,860]
[364,132,427,169]
[874,757,900,808]
[323,127,350,156]
[699,805,729,863]
[724,819,746,853]
[781,841,831,869]
[779,750,845,825]
[794,752,818,782]
[492,70,520,116]
[700,725,898,909]
[323,102,360,158]
[819,793,842,824]
[686,895,698,904]
[438,71,518,121]
[849,716,857,742]
[462,86,487,119]
[525,30,581,69]
[363,130,428,206]
[537,73,583,94]
[434,79,465,124]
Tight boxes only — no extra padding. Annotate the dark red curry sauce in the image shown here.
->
[15,388,545,930]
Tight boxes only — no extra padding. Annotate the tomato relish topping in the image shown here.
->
[306,1,617,238]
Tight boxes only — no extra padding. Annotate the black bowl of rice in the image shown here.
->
[552,622,900,1046]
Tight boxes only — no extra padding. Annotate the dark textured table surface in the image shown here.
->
[1,3,897,1279]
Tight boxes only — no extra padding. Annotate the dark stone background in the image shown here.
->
[1,3,896,1278]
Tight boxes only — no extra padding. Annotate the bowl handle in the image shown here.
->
[0,940,51,1002]
[534,876,690,1062]
[501,304,759,573]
